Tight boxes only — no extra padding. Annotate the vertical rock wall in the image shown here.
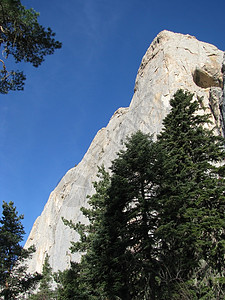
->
[25,31,224,273]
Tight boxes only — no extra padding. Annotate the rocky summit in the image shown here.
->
[25,30,225,273]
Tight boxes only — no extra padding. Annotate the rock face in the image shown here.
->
[221,53,225,135]
[25,30,224,273]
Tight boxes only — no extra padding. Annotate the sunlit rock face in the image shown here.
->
[25,30,224,273]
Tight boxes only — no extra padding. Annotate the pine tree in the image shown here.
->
[62,166,111,299]
[0,0,62,93]
[29,254,56,300]
[62,90,225,299]
[63,166,111,255]
[0,201,40,299]
[102,131,159,299]
[155,90,225,299]
[55,262,85,300]
[67,131,159,299]
[63,132,159,299]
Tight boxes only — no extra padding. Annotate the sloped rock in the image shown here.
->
[25,30,224,273]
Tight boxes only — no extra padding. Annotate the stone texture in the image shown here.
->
[221,53,225,135]
[25,30,224,273]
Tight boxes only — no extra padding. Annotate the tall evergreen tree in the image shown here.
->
[29,254,56,300]
[63,132,159,299]
[155,90,225,299]
[62,90,225,300]
[101,131,159,299]
[55,262,84,300]
[0,201,40,299]
[62,166,112,299]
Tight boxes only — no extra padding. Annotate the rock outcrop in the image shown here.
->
[25,30,224,273]
[221,53,225,135]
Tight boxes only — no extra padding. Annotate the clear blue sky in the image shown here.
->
[0,0,224,243]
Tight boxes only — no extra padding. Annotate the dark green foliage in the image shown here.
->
[39,255,53,294]
[100,131,159,299]
[63,133,160,299]
[62,166,112,299]
[0,201,40,299]
[155,90,225,298]
[0,0,62,93]
[29,254,56,300]
[63,166,111,255]
[61,90,225,299]
[55,262,85,300]
[0,201,25,280]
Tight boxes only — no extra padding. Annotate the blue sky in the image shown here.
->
[0,0,224,243]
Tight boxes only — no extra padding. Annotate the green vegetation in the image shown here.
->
[0,0,61,94]
[60,90,225,299]
[29,254,56,300]
[55,262,84,299]
[154,90,225,299]
[0,201,40,299]
[1,90,224,299]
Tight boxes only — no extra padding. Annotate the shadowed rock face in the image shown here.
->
[221,54,225,135]
[193,68,223,89]
[25,30,224,273]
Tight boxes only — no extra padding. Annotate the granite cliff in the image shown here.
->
[25,30,225,273]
